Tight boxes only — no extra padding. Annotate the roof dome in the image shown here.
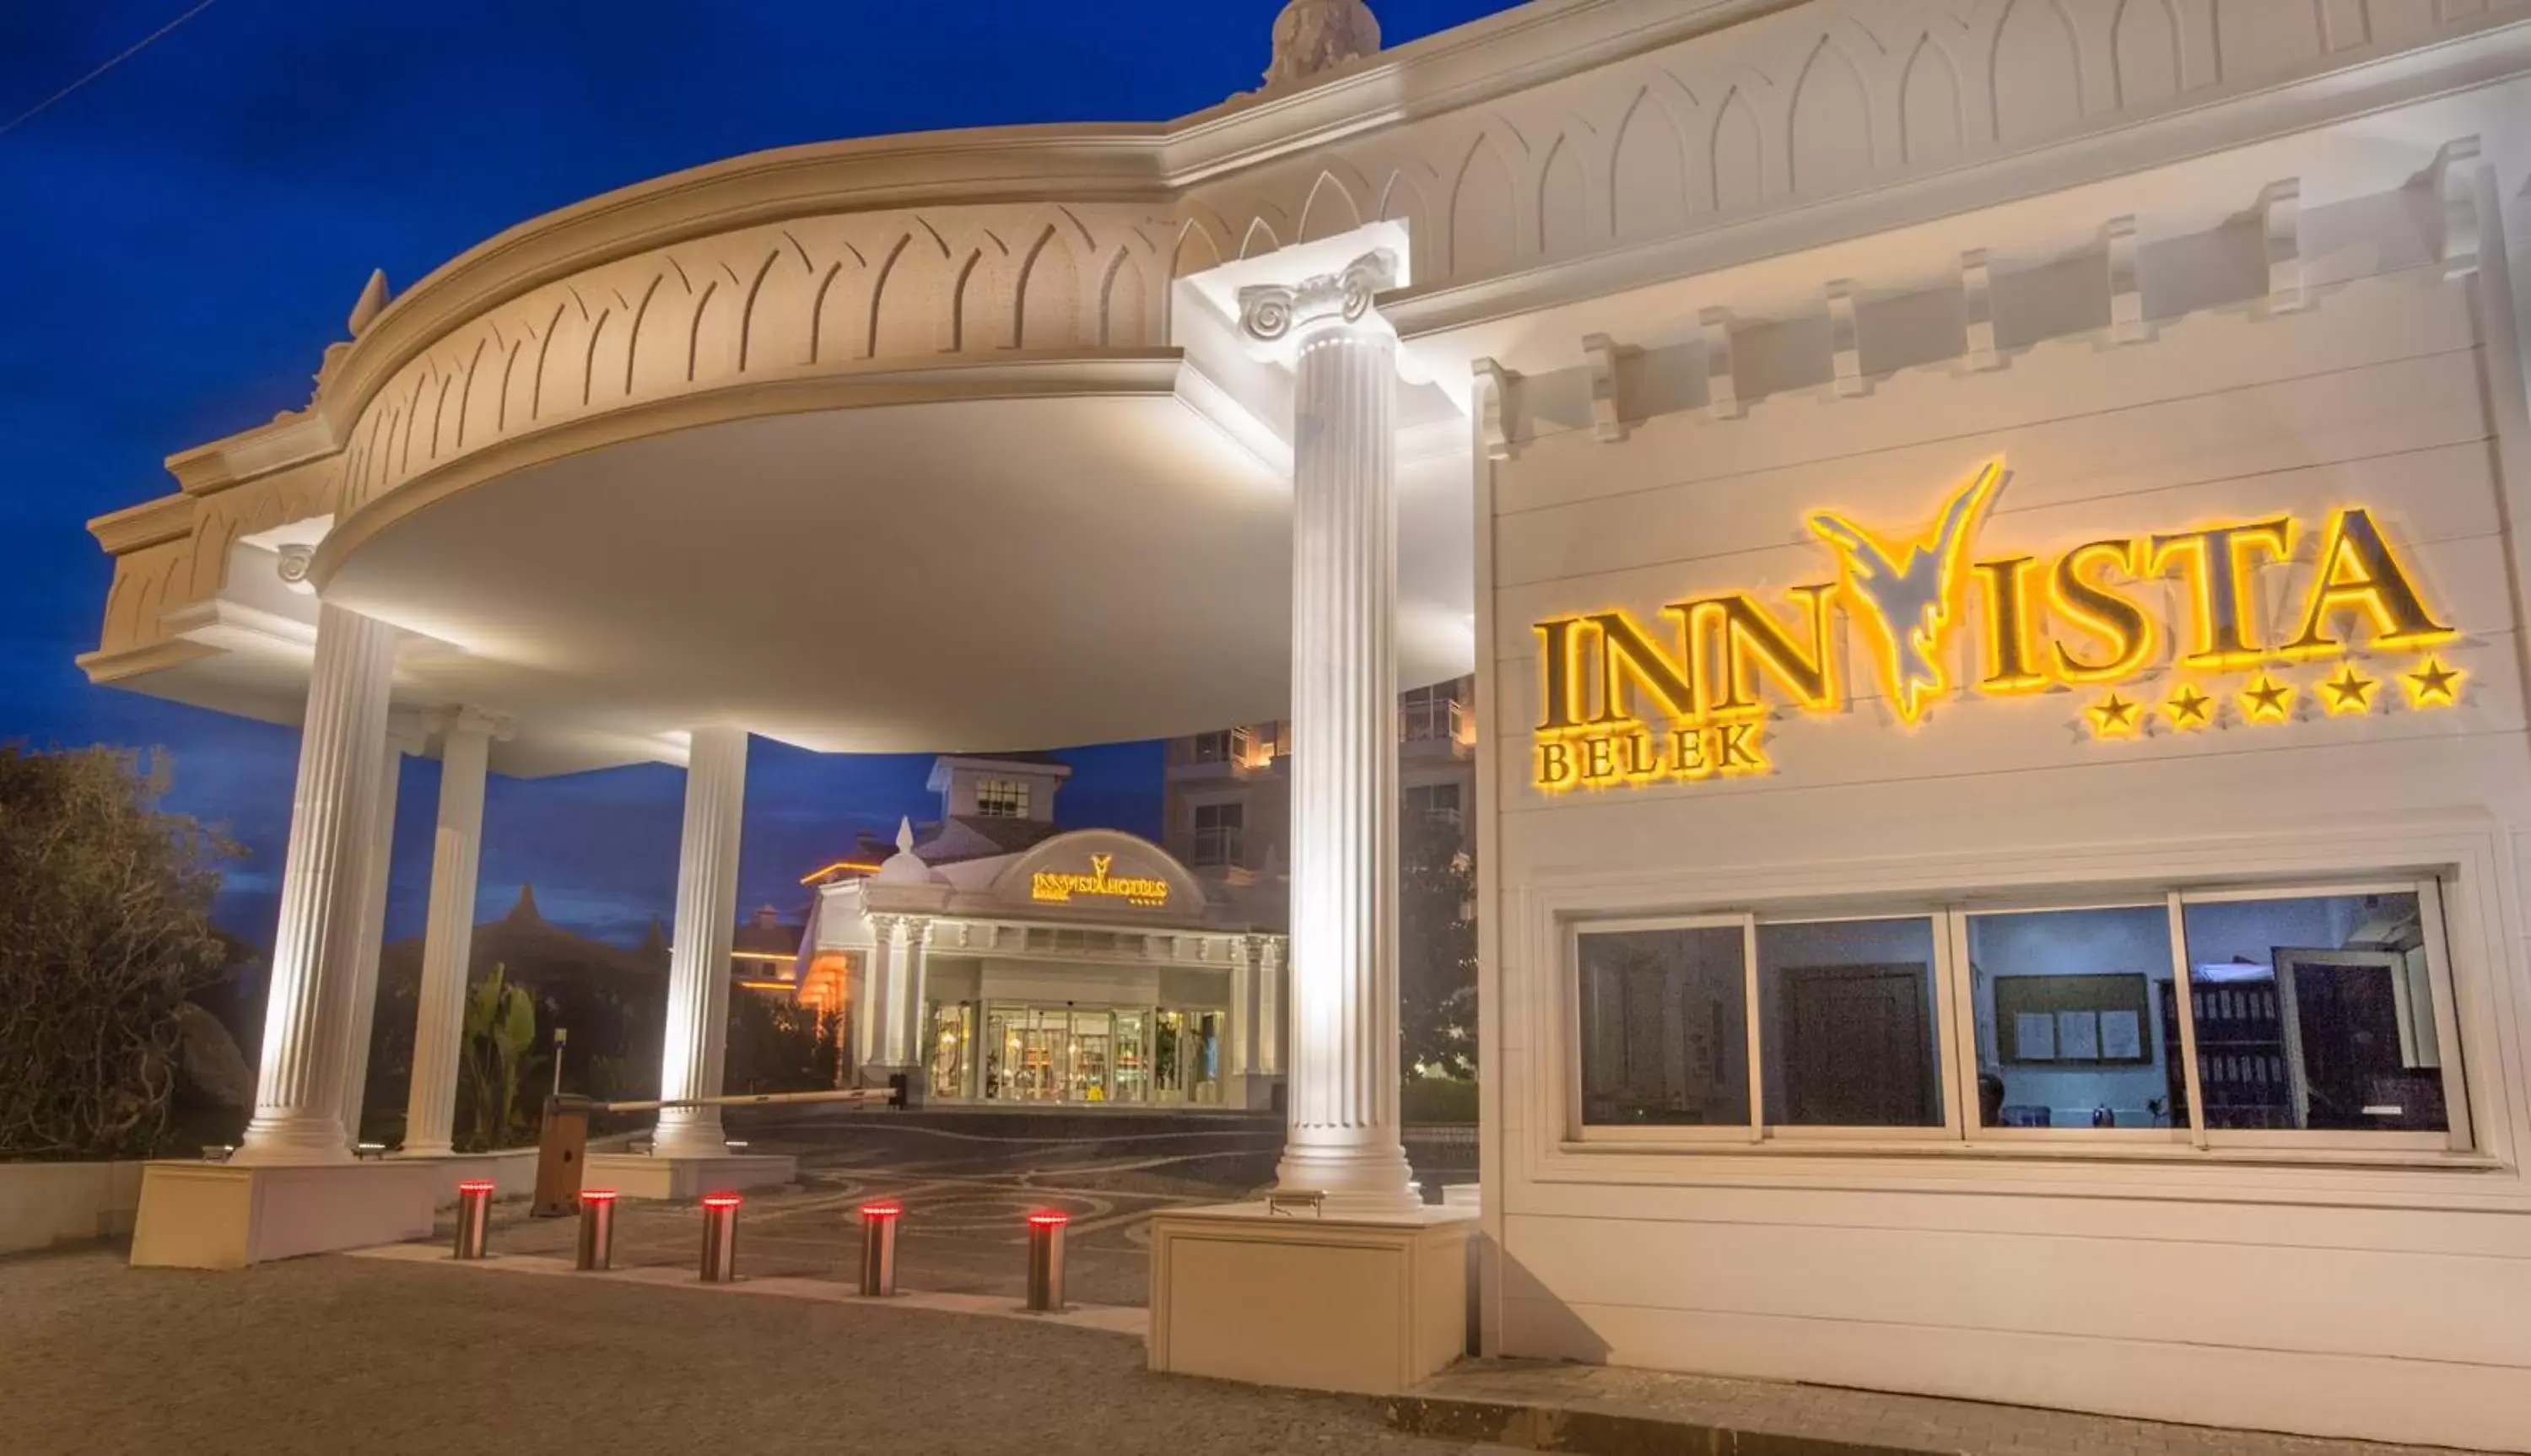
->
[873,817,938,886]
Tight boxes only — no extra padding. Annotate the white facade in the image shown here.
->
[76,0,2531,1437]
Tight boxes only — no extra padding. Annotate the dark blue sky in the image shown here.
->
[0,1,1514,949]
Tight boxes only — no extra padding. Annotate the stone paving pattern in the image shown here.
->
[0,1247,1464,1456]
[1413,1362,2504,1456]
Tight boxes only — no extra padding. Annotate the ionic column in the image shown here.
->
[651,727,749,1159]
[860,915,901,1076]
[1239,249,1418,1211]
[239,603,397,1164]
[1226,938,1256,1083]
[337,721,422,1148]
[897,918,933,1079]
[402,708,503,1158]
[1260,938,1286,1075]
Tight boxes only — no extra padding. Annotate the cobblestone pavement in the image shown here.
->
[468,1106,1474,1307]
[1412,1361,2502,1456]
[0,1247,1473,1456]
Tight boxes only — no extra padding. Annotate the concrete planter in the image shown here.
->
[0,1160,147,1254]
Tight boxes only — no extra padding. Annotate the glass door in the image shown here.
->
[1070,1011,1113,1103]
[1111,1011,1150,1104]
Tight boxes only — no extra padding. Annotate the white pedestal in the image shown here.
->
[1148,1200,1476,1395]
[582,1151,797,1202]
[128,1160,440,1270]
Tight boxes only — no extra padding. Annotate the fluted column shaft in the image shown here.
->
[1227,938,1257,1081]
[1260,939,1286,1075]
[897,919,933,1077]
[1241,248,1417,1211]
[402,711,496,1158]
[652,727,749,1158]
[240,603,397,1164]
[856,917,899,1077]
[336,731,413,1148]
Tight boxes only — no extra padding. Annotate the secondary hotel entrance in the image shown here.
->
[814,822,1285,1111]
[935,1005,1224,1105]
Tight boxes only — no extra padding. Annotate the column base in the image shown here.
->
[1275,1139,1424,1215]
[1148,1200,1476,1395]
[582,1151,798,1202]
[129,1159,440,1270]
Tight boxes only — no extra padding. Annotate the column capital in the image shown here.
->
[1237,248,1401,361]
[442,704,515,741]
[901,916,933,947]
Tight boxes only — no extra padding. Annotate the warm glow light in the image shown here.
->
[799,860,884,886]
[1031,853,1169,908]
[1530,461,2460,791]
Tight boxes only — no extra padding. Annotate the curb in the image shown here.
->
[1382,1395,1951,1455]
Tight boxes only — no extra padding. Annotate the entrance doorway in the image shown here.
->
[951,1005,1224,1106]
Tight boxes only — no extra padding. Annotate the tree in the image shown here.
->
[1399,808,1477,1082]
[0,747,235,1160]
[457,963,537,1151]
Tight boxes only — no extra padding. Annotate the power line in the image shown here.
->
[0,0,226,141]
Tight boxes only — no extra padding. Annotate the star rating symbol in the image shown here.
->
[2165,685,2214,730]
[2088,693,2142,738]
[2406,658,2464,709]
[2241,674,2294,724]
[2320,662,2377,715]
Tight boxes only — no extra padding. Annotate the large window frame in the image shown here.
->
[1566,876,2473,1159]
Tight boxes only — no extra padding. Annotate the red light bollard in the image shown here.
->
[858,1202,901,1297]
[1025,1211,1068,1313]
[699,1192,742,1283]
[576,1189,618,1271]
[453,1180,495,1260]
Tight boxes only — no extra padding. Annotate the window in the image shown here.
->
[1760,918,1944,1129]
[1192,803,1243,867]
[1963,905,2188,1132]
[1406,782,1463,827]
[1576,922,1750,1130]
[2179,889,2453,1137]
[1191,731,1235,763]
[976,779,1028,819]
[1570,878,2469,1154]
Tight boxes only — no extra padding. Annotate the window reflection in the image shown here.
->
[1577,926,1748,1127]
[2181,892,2446,1133]
[1757,919,1943,1128]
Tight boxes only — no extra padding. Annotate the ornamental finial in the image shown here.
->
[1265,0,1381,90]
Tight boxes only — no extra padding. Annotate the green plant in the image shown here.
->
[0,746,235,1160]
[457,963,537,1151]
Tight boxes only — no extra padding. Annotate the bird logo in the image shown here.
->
[1807,461,2008,725]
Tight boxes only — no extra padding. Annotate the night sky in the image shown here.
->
[0,0,1516,950]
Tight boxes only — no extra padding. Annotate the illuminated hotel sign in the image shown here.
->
[1032,854,1172,909]
[1535,461,2463,791]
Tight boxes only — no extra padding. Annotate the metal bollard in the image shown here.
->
[857,1202,901,1297]
[453,1180,495,1260]
[1025,1211,1068,1313]
[576,1189,618,1271]
[699,1191,742,1283]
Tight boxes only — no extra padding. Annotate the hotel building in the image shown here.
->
[77,1,2531,1444]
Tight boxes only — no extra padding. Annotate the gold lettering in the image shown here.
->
[1535,617,1587,731]
[2049,538,2155,684]
[1537,741,1573,787]
[1974,556,2048,693]
[1672,726,1713,779]
[1582,736,1618,780]
[1679,587,1838,715]
[1617,730,1661,777]
[1586,612,1700,724]
[2285,509,2455,655]
[1715,722,1767,773]
[2150,519,2292,669]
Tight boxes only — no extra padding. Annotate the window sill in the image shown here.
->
[1558,1136,2507,1173]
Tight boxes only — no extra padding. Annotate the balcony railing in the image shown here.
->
[1401,698,1468,745]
